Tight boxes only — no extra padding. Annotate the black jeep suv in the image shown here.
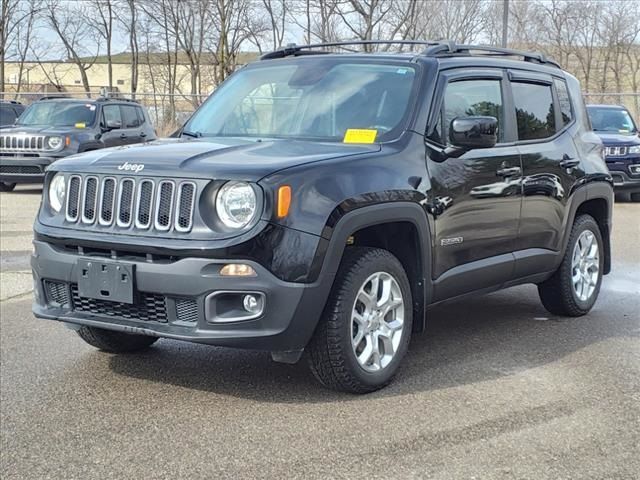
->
[31,42,613,393]
[587,104,640,201]
[0,97,156,191]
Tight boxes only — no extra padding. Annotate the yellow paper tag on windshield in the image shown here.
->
[75,122,86,129]
[344,129,377,144]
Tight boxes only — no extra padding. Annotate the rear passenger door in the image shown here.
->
[511,73,584,260]
[100,104,125,148]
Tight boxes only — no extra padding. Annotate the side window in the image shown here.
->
[102,105,122,129]
[512,82,556,140]
[136,107,146,125]
[554,78,573,127]
[121,105,140,128]
[439,79,504,145]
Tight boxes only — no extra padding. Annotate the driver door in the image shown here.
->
[426,70,523,300]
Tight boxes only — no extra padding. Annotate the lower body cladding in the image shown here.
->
[0,156,57,184]
[31,240,329,362]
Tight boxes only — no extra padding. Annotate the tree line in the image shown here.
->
[2,0,639,101]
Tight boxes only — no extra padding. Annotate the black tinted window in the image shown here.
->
[103,105,122,128]
[1,105,18,125]
[554,78,572,126]
[440,79,503,144]
[513,82,556,140]
[121,105,140,128]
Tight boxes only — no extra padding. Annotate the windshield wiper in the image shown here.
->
[182,130,202,138]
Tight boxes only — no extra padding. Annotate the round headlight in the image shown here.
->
[629,146,640,154]
[216,181,257,229]
[47,136,63,150]
[48,174,66,213]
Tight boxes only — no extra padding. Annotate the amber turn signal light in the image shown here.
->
[220,264,256,277]
[277,185,291,218]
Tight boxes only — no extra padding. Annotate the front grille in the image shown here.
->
[44,280,71,306]
[606,146,628,156]
[0,134,46,152]
[70,284,169,322]
[0,165,42,174]
[64,175,197,233]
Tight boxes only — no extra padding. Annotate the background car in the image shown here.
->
[0,100,26,128]
[587,104,640,202]
[0,97,156,192]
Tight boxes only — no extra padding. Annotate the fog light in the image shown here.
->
[243,294,262,314]
[220,264,256,277]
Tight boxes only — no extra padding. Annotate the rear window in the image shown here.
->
[121,105,140,128]
[0,105,18,126]
[512,82,556,141]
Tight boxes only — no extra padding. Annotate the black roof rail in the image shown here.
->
[0,100,22,104]
[260,40,443,60]
[423,43,561,68]
[260,39,560,68]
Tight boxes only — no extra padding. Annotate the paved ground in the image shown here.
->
[1,185,638,479]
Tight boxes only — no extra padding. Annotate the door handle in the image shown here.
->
[119,134,127,139]
[140,132,147,138]
[560,155,579,169]
[496,166,522,177]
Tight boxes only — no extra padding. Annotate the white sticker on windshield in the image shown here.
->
[396,68,408,74]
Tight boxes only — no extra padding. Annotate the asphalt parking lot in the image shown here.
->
[1,185,638,479]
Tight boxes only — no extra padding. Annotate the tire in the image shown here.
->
[615,192,631,202]
[630,192,640,202]
[306,247,413,393]
[538,214,604,316]
[0,182,16,192]
[77,326,158,353]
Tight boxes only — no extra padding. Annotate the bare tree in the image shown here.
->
[1,0,40,96]
[89,0,116,91]
[42,0,100,96]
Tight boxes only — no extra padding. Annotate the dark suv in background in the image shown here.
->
[587,104,640,201]
[0,97,156,192]
[31,41,613,393]
[0,100,25,127]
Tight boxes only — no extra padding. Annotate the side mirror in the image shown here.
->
[450,116,498,150]
[103,119,122,132]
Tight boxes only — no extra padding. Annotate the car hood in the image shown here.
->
[49,137,381,181]
[593,132,640,146]
[0,125,82,135]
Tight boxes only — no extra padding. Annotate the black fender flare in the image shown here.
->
[558,181,613,274]
[297,201,432,343]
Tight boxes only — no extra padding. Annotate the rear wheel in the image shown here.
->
[0,182,16,192]
[306,247,412,393]
[77,326,158,353]
[538,214,603,316]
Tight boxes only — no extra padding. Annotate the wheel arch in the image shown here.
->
[316,202,432,333]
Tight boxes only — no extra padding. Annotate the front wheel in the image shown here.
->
[538,214,604,316]
[0,182,16,192]
[77,326,158,353]
[306,247,412,393]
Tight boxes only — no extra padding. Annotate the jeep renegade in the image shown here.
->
[31,41,613,393]
[587,104,640,201]
[0,97,156,191]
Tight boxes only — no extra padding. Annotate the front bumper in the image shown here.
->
[31,240,328,352]
[0,156,57,183]
[607,166,640,192]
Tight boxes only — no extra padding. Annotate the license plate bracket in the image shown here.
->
[77,259,135,304]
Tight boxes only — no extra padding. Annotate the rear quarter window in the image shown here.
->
[554,78,573,127]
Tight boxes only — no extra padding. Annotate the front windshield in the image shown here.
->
[17,102,97,127]
[588,107,638,134]
[184,60,417,142]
